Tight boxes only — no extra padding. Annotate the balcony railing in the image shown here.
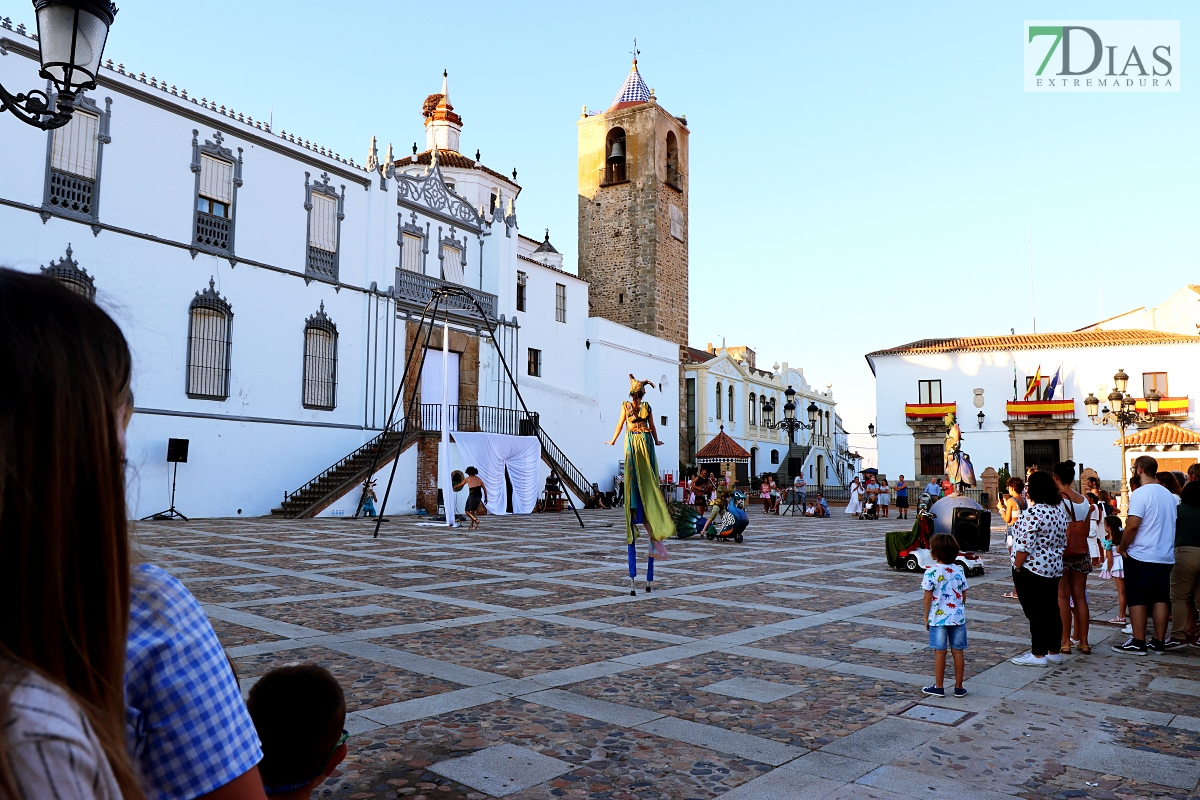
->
[905,402,956,419]
[394,269,497,320]
[666,165,683,190]
[1135,396,1190,419]
[406,403,538,435]
[1006,399,1076,420]
[598,164,628,186]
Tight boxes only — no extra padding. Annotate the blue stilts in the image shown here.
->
[646,556,655,593]
[627,543,637,596]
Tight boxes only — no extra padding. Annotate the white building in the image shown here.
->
[0,24,678,518]
[682,345,853,488]
[866,300,1200,488]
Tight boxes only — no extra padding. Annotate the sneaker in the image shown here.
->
[1122,624,1133,635]
[1011,653,1048,667]
[922,686,945,696]
[1045,653,1064,663]
[1111,637,1148,655]
[1160,638,1187,652]
[953,687,968,698]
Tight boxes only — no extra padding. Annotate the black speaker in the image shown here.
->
[951,507,991,552]
[166,438,190,463]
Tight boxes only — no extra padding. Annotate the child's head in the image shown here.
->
[248,663,348,798]
[929,533,960,565]
[1104,515,1123,545]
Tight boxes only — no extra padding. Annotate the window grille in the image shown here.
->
[555,283,566,323]
[749,393,756,425]
[771,449,779,464]
[40,244,95,300]
[191,130,242,256]
[44,94,110,222]
[728,385,734,423]
[302,302,337,410]
[716,382,722,419]
[918,379,942,404]
[305,172,345,281]
[516,271,527,312]
[527,347,541,377]
[186,278,233,400]
[402,232,423,272]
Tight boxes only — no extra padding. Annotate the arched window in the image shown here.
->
[771,449,779,465]
[728,384,735,423]
[748,392,756,425]
[40,245,95,300]
[665,130,680,188]
[186,277,233,400]
[605,127,627,184]
[303,301,338,410]
[715,381,722,420]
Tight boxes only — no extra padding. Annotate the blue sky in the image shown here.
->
[78,1,1199,461]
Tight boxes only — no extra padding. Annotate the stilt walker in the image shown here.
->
[606,375,672,595]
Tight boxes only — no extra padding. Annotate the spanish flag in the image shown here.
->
[1023,366,1042,400]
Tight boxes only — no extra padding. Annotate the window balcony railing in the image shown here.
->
[905,402,956,419]
[393,269,497,320]
[1134,396,1189,419]
[666,165,683,190]
[1006,399,1076,420]
[47,169,94,217]
[598,165,628,186]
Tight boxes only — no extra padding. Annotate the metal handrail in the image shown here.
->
[535,425,592,503]
[283,424,406,505]
[394,270,497,319]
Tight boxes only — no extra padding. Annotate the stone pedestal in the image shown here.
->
[980,467,999,509]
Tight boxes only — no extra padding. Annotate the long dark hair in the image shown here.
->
[0,269,142,798]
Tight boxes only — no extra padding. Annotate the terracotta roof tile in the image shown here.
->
[394,150,517,187]
[1119,422,1200,447]
[867,329,1199,358]
[683,346,715,364]
[695,427,751,462]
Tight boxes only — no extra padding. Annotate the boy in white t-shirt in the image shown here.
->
[921,534,969,697]
[1113,456,1177,655]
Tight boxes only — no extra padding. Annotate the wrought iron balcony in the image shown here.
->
[393,269,497,320]
[1006,399,1076,420]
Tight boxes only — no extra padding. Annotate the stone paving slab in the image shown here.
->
[635,716,809,766]
[819,717,943,762]
[854,765,1020,799]
[429,743,575,797]
[1064,740,1200,790]
[717,768,842,799]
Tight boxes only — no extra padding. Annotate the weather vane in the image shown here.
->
[631,38,640,64]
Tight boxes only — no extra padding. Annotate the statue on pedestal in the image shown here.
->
[943,412,977,492]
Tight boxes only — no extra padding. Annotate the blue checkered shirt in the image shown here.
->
[126,564,262,800]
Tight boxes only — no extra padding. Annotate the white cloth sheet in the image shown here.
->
[451,432,541,515]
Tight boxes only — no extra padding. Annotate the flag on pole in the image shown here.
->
[1023,365,1043,400]
[1045,366,1062,401]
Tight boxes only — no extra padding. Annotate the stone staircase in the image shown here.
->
[271,429,414,519]
[774,444,811,485]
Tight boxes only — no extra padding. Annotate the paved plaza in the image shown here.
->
[134,511,1200,799]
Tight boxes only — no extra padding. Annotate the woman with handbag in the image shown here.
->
[1053,461,1096,654]
[1010,471,1070,666]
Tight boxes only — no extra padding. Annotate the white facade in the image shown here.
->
[683,346,852,486]
[867,328,1200,485]
[0,28,678,517]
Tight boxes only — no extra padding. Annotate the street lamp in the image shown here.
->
[868,423,875,437]
[1,1,118,130]
[762,386,817,447]
[1084,368,1162,511]
[977,410,985,429]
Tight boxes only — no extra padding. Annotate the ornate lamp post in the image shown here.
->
[1,1,117,129]
[763,386,816,446]
[1083,367,1161,512]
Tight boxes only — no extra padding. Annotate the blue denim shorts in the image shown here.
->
[928,623,967,650]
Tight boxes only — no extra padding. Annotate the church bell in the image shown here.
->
[607,140,624,162]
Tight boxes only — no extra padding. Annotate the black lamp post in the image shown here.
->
[0,1,117,130]
[1083,367,1161,512]
[977,410,985,429]
[762,386,817,447]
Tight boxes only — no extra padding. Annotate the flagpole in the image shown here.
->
[1028,228,1037,334]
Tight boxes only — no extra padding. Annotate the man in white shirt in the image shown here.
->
[1113,455,1178,655]
[794,475,806,514]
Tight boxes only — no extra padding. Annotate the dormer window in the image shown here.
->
[604,127,627,184]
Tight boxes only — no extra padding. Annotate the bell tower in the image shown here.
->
[577,57,689,347]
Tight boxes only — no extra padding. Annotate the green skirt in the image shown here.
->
[624,431,673,545]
